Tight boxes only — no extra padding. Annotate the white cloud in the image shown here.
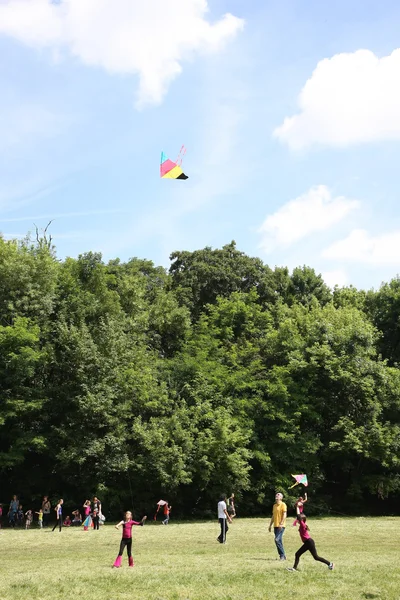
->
[274,48,400,150]
[258,185,360,253]
[322,229,400,266]
[322,269,348,289]
[0,0,244,107]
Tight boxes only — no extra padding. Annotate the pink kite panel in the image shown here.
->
[160,159,177,177]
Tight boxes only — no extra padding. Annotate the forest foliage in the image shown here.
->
[0,235,399,516]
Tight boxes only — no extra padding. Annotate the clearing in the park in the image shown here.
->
[0,517,399,600]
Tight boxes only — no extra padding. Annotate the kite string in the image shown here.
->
[127,468,135,517]
[176,145,186,166]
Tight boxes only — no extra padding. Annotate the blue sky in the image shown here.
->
[1,0,400,290]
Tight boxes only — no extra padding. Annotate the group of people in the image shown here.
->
[51,497,104,532]
[0,498,36,529]
[1,495,104,532]
[3,490,334,573]
[1,496,44,529]
[217,491,334,572]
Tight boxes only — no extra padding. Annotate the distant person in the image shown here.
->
[227,493,236,518]
[72,510,82,526]
[217,494,232,544]
[162,503,172,525]
[83,500,91,530]
[25,509,33,529]
[92,497,102,531]
[42,496,51,527]
[268,492,287,560]
[35,509,44,529]
[287,514,334,572]
[8,495,19,527]
[52,499,63,532]
[17,505,24,528]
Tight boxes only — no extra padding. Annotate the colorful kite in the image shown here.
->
[160,146,188,180]
[82,514,92,528]
[290,474,308,488]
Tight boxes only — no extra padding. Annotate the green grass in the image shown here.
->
[0,517,399,600]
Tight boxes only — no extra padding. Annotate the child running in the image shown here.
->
[113,512,147,568]
[287,514,334,572]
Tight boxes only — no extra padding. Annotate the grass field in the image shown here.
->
[0,517,399,600]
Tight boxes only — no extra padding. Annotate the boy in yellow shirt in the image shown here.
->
[268,492,287,560]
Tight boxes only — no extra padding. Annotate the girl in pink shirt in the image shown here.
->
[113,511,147,568]
[287,515,334,572]
[83,500,91,531]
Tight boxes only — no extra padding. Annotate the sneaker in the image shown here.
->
[287,568,297,572]
[279,556,286,561]
[328,562,334,570]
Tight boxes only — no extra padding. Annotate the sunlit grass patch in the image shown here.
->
[0,517,399,600]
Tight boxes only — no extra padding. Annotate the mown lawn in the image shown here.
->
[0,517,399,600]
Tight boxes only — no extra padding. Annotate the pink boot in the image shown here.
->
[128,556,134,567]
[84,526,88,531]
[113,555,122,568]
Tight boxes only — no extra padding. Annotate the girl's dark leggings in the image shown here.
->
[294,538,330,569]
[52,517,62,532]
[118,538,132,557]
[93,516,100,530]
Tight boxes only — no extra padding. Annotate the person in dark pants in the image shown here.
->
[217,494,232,544]
[92,508,100,530]
[8,495,19,528]
[287,515,334,572]
[52,499,63,532]
[92,497,101,530]
[112,512,147,567]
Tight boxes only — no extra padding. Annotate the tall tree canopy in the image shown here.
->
[0,234,399,516]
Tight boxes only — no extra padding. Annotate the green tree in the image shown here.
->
[365,277,400,366]
[0,318,47,468]
[168,241,277,319]
[290,266,332,306]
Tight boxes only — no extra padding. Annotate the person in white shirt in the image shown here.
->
[217,494,232,544]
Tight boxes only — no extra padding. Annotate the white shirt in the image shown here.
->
[218,500,227,519]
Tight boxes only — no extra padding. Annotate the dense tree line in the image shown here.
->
[0,235,399,518]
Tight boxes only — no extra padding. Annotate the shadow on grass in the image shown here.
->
[250,557,283,561]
